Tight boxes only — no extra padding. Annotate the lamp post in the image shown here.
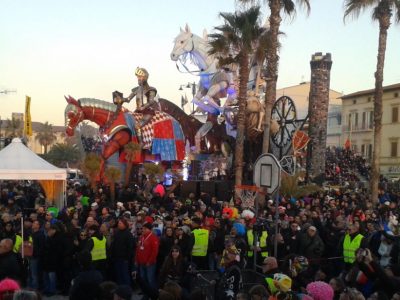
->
[178,82,197,113]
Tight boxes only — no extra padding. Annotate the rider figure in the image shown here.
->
[118,67,159,144]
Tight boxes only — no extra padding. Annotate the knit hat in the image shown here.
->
[306,281,334,300]
[273,273,292,292]
[0,278,20,293]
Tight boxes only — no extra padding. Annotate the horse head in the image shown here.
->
[170,24,196,61]
[64,95,83,136]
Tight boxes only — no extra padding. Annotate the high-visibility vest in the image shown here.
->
[192,229,209,257]
[343,233,363,263]
[265,277,278,295]
[13,235,33,254]
[91,236,107,261]
[247,230,268,257]
[13,235,22,253]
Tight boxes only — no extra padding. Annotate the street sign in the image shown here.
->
[253,153,281,195]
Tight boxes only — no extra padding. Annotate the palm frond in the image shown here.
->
[344,0,376,22]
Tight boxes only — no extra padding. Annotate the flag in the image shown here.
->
[344,138,351,150]
[24,96,32,136]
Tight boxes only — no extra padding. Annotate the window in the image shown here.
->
[368,97,372,102]
[362,112,366,129]
[393,106,399,123]
[361,144,366,157]
[391,141,398,157]
[353,99,357,104]
[395,92,399,98]
[368,111,373,129]
[368,144,373,159]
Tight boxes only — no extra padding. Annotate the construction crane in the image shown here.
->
[0,89,16,94]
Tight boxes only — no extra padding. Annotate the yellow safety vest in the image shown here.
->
[192,229,209,257]
[13,235,22,253]
[91,236,107,261]
[265,277,278,295]
[247,230,268,257]
[343,233,363,263]
[13,235,33,254]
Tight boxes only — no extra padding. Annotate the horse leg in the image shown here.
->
[100,131,132,180]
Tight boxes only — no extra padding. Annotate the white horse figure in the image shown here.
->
[170,24,267,148]
[170,24,239,113]
[170,24,238,151]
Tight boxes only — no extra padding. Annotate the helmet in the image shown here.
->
[135,67,149,80]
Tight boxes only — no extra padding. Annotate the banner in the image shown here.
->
[24,96,32,136]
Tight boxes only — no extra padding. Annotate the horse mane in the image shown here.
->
[78,98,118,113]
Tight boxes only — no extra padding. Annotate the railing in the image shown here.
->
[342,124,373,132]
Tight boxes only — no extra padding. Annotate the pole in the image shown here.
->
[21,216,24,259]
[253,191,259,270]
[273,191,279,258]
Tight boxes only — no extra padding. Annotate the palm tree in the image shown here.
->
[82,153,102,191]
[344,0,400,202]
[105,166,122,207]
[4,118,23,138]
[35,121,57,154]
[123,142,141,186]
[45,143,81,168]
[280,171,320,199]
[237,0,310,154]
[208,6,266,187]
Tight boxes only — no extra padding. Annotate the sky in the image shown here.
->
[1,0,399,126]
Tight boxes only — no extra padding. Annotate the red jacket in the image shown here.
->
[135,232,159,265]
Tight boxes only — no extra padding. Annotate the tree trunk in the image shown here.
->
[125,159,135,187]
[234,52,250,189]
[262,0,281,154]
[371,16,390,203]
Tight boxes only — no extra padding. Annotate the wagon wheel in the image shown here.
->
[270,96,298,159]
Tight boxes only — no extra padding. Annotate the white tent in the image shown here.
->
[0,138,67,207]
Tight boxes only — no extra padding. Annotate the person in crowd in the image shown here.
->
[135,222,159,294]
[69,251,103,300]
[159,245,189,290]
[110,218,134,285]
[28,220,45,290]
[85,224,107,277]
[157,226,175,270]
[217,243,242,300]
[190,217,209,270]
[0,238,21,281]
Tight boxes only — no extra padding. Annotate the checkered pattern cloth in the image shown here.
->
[132,111,170,149]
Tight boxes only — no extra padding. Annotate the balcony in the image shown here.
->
[342,124,373,133]
[380,156,400,166]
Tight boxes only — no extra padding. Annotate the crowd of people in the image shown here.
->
[325,147,371,186]
[1,149,400,300]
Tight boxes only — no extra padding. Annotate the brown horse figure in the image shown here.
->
[65,96,185,180]
[158,98,233,153]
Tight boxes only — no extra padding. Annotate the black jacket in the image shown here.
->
[0,251,22,281]
[110,228,134,261]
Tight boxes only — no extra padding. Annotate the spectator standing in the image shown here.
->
[110,218,134,285]
[135,222,159,292]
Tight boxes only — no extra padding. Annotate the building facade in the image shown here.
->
[341,83,400,177]
[276,81,343,148]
